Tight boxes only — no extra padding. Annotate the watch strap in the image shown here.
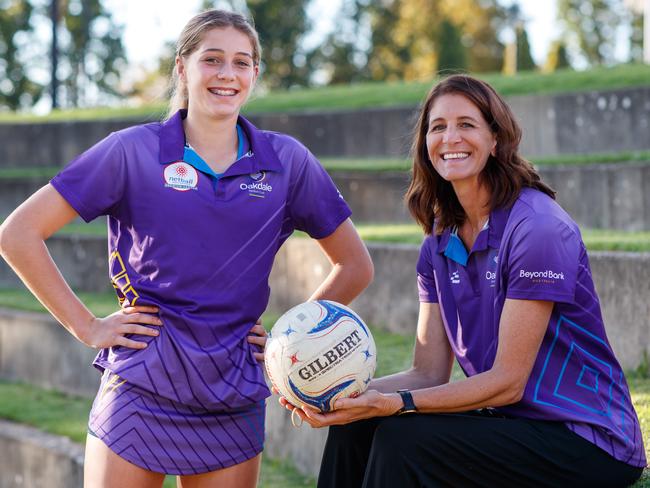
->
[396,389,417,414]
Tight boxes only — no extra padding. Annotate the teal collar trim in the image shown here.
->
[442,220,490,267]
[182,124,247,180]
[443,229,469,266]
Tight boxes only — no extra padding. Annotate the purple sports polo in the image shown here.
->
[417,188,646,467]
[51,110,351,411]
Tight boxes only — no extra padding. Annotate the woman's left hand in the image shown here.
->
[247,319,267,363]
[280,390,401,428]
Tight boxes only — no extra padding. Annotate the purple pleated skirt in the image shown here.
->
[88,370,265,475]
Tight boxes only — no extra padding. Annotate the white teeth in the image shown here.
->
[442,152,469,160]
[210,88,237,96]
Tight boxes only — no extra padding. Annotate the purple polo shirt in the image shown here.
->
[51,110,351,410]
[417,188,646,467]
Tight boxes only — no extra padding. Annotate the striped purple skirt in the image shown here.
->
[88,370,266,475]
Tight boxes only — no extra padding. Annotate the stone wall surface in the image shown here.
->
[0,239,648,480]
[0,420,84,488]
[1,86,649,166]
[0,233,111,293]
[4,160,647,232]
[330,163,650,231]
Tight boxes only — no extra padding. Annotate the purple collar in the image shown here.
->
[159,110,283,176]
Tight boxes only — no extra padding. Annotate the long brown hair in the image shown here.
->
[165,10,261,120]
[405,74,555,234]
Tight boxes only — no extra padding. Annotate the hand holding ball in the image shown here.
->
[265,300,377,413]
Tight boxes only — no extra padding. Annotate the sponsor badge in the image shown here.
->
[164,162,199,191]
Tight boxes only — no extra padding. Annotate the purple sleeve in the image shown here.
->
[416,236,439,303]
[505,215,580,303]
[50,132,127,222]
[287,149,351,239]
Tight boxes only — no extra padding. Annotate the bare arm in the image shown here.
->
[308,218,374,304]
[297,298,552,426]
[0,184,161,349]
[368,302,453,393]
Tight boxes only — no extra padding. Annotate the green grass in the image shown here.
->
[0,288,119,316]
[352,224,650,252]
[0,380,315,488]
[0,294,647,485]
[31,219,650,253]
[1,64,649,123]
[0,152,648,181]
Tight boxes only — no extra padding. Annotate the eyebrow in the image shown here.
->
[429,115,480,124]
[200,48,253,59]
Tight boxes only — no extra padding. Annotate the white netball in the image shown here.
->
[265,300,377,412]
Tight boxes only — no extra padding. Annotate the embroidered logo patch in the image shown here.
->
[240,172,273,198]
[164,162,198,191]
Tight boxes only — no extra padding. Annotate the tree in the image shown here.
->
[58,0,126,107]
[206,0,312,89]
[309,0,371,85]
[439,0,507,73]
[247,0,312,89]
[543,40,572,72]
[0,0,42,110]
[516,25,536,71]
[557,0,624,66]
[436,19,467,73]
[629,9,643,63]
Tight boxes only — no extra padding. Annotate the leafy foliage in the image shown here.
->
[58,0,127,107]
[557,0,624,66]
[0,0,42,110]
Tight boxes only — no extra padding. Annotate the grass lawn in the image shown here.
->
[0,291,647,485]
[38,221,650,253]
[0,350,647,486]
[354,224,650,253]
[0,149,648,182]
[1,64,649,123]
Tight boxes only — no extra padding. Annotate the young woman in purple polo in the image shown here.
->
[0,9,373,488]
[283,75,646,487]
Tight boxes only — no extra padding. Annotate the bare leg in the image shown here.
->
[176,453,262,488]
[84,434,166,488]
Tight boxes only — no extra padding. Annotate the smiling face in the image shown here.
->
[176,26,258,121]
[426,93,497,186]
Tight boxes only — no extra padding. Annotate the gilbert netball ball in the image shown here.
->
[265,300,377,412]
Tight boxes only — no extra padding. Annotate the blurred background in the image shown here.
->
[0,0,647,114]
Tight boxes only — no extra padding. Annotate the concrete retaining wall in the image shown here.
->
[0,309,327,478]
[0,234,111,293]
[270,240,650,370]
[0,420,84,488]
[3,160,649,231]
[1,237,648,374]
[1,87,649,166]
[0,238,648,479]
[331,163,650,231]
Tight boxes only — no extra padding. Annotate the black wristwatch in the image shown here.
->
[396,389,417,415]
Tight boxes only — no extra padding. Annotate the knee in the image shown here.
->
[327,419,376,448]
[371,417,411,456]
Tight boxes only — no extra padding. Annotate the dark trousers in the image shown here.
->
[317,411,643,488]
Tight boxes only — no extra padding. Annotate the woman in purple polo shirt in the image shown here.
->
[0,9,373,488]
[284,75,646,487]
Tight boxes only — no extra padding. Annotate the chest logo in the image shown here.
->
[164,162,198,192]
[450,271,460,284]
[240,171,273,198]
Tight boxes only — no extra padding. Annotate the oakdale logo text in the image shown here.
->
[240,181,273,192]
[519,269,565,282]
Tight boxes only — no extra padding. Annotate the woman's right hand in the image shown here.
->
[81,305,163,350]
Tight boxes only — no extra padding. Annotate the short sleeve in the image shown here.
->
[416,236,439,303]
[287,149,351,239]
[50,132,127,222]
[505,215,580,302]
